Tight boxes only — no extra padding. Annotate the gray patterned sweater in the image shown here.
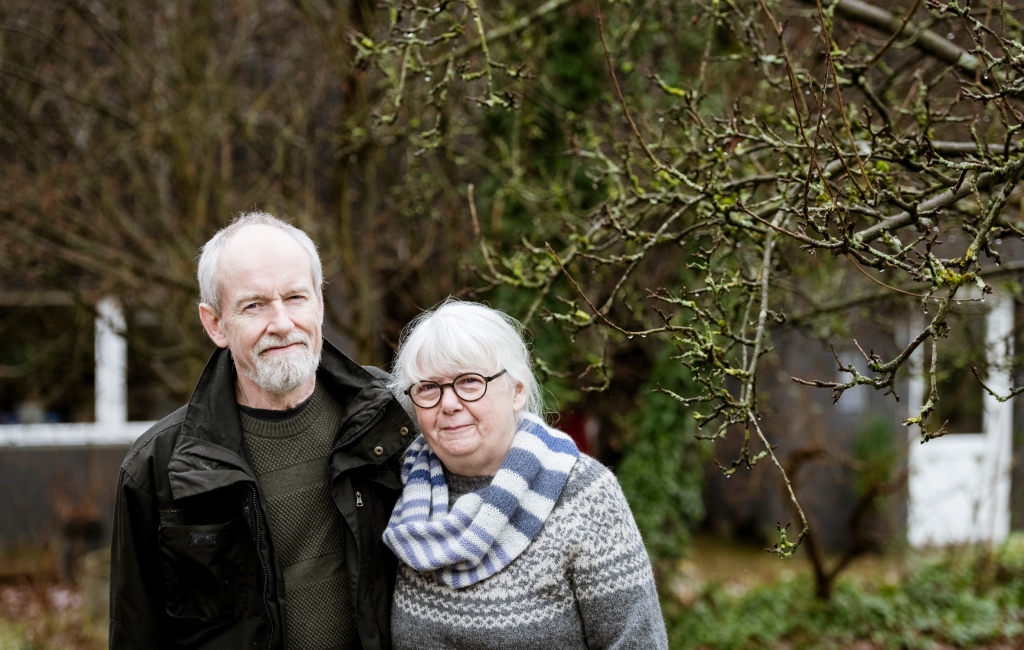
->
[390,453,669,649]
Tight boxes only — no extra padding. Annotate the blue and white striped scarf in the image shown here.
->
[382,413,580,589]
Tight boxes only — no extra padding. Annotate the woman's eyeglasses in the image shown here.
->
[405,370,507,408]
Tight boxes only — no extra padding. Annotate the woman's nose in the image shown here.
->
[439,385,463,411]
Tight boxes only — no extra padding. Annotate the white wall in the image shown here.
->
[906,292,1014,547]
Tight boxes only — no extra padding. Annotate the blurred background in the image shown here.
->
[4,0,1024,647]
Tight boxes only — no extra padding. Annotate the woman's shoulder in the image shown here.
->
[560,452,626,504]
[550,453,648,560]
[568,451,611,478]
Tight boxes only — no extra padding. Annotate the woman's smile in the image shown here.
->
[415,374,525,476]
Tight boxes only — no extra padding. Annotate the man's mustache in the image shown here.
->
[254,332,311,355]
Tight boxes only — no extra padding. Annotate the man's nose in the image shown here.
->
[265,300,294,333]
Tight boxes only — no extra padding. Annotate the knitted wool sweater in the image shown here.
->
[390,453,668,650]
[240,384,358,650]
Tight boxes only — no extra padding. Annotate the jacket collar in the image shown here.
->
[168,339,405,500]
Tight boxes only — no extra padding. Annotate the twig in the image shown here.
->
[844,254,925,297]
[428,0,578,66]
[594,0,660,168]
[466,0,503,105]
[467,184,500,278]
[752,414,809,557]
[865,0,924,68]
[971,366,1024,403]
[737,203,844,249]
[813,0,874,195]
[545,242,670,337]
[795,0,980,74]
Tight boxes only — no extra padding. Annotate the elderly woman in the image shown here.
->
[383,300,668,649]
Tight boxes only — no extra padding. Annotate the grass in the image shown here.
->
[0,620,32,650]
[0,581,104,650]
[663,534,1024,649]
[0,546,106,650]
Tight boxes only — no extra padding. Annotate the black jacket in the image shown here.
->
[109,341,415,649]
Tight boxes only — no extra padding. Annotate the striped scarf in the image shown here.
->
[382,413,580,589]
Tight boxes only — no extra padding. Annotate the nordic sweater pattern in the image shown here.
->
[391,453,669,650]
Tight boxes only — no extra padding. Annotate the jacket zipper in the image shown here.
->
[248,484,274,650]
[331,409,381,512]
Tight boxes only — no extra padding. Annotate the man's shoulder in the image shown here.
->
[360,364,391,382]
[121,404,188,471]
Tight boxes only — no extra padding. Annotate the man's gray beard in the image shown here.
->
[243,334,321,395]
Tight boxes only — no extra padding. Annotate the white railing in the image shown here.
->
[0,297,154,449]
[0,422,152,448]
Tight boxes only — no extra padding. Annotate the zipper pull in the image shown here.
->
[355,491,364,507]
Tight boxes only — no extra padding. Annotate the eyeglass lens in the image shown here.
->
[410,374,488,407]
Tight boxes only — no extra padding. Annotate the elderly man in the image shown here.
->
[109,212,414,649]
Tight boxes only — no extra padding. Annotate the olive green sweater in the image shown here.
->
[240,383,357,650]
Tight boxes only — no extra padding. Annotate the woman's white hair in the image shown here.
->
[389,299,543,420]
[196,211,322,314]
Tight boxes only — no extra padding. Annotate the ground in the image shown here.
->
[0,581,103,650]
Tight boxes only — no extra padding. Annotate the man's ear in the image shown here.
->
[199,303,230,349]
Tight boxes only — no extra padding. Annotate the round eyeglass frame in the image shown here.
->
[404,369,508,409]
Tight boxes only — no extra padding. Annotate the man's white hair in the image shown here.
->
[388,298,544,420]
[196,211,322,314]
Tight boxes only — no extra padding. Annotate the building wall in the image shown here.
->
[0,446,128,552]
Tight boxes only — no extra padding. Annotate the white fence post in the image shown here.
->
[95,296,128,427]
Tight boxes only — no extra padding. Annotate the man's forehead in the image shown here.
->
[221,271,319,300]
[217,228,318,297]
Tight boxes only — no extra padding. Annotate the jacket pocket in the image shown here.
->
[158,517,256,621]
